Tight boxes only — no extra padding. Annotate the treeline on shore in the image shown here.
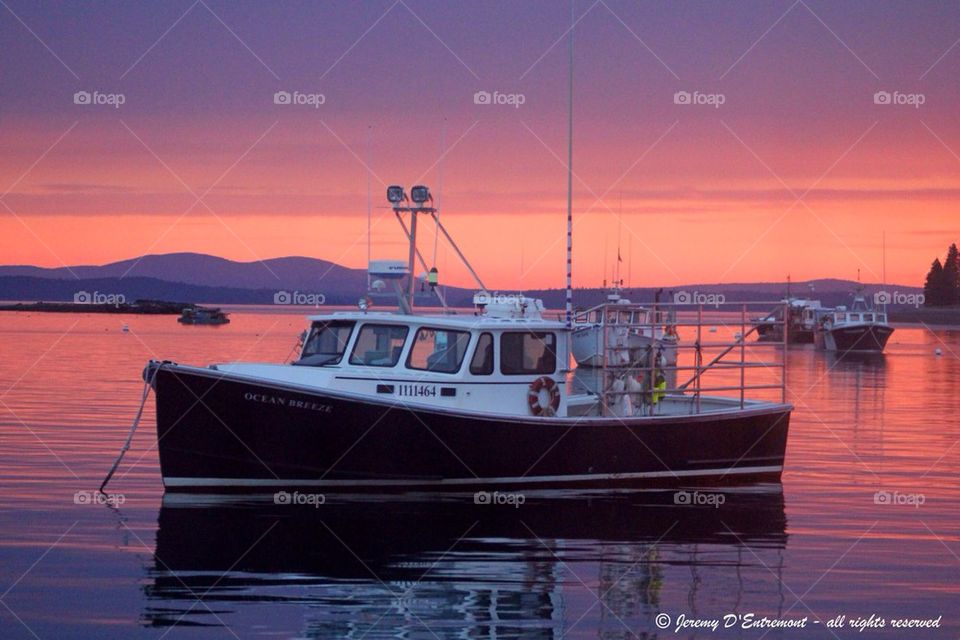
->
[922,243,960,307]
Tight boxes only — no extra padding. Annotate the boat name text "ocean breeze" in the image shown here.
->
[244,392,332,413]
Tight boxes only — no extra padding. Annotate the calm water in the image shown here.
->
[1,310,958,639]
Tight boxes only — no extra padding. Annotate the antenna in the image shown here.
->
[433,119,446,268]
[882,230,887,312]
[564,0,574,328]
[520,240,525,285]
[604,234,608,285]
[882,230,886,287]
[366,125,372,289]
[616,191,623,287]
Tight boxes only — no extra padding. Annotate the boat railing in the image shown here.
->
[589,301,789,416]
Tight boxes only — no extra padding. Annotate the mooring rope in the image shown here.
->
[99,364,159,493]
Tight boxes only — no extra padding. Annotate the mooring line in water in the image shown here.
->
[99,364,159,493]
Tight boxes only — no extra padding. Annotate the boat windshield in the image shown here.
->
[298,320,355,365]
[406,327,471,373]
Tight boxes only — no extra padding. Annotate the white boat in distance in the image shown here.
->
[815,291,894,353]
[570,287,678,368]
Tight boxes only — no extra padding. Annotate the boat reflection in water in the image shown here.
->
[144,489,787,637]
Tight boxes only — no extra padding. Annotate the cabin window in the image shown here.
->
[469,332,494,375]
[299,320,355,365]
[500,332,557,375]
[406,327,471,373]
[349,324,409,367]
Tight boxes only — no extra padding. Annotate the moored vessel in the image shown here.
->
[815,290,894,353]
[177,306,230,325]
[143,184,792,493]
[755,297,823,344]
[134,29,792,494]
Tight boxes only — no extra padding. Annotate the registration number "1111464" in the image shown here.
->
[397,384,437,397]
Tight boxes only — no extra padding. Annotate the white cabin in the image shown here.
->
[214,300,571,417]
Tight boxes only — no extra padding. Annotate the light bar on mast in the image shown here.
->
[410,185,432,205]
[387,185,407,205]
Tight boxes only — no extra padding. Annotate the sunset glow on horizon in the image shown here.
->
[2,0,958,289]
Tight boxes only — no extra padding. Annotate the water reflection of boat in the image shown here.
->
[143,490,787,636]
[823,350,888,369]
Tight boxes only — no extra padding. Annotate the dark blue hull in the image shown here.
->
[816,323,894,353]
[150,363,791,492]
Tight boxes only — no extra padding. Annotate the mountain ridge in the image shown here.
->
[0,253,923,308]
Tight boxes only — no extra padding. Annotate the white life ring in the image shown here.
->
[528,376,560,417]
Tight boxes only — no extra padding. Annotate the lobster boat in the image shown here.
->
[142,184,792,493]
[815,291,894,353]
[754,297,822,344]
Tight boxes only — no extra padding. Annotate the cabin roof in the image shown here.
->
[305,311,569,331]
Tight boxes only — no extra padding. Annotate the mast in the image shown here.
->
[407,210,418,310]
[366,126,372,289]
[433,119,445,268]
[882,230,887,311]
[616,191,622,287]
[564,0,574,328]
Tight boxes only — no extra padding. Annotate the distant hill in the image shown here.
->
[0,252,366,291]
[0,276,284,305]
[0,253,924,309]
[0,275,437,306]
